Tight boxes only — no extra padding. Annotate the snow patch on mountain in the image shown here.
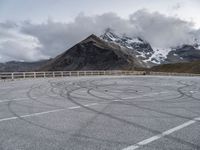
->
[125,37,144,44]
[144,47,171,64]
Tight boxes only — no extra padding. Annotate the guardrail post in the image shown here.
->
[44,72,46,78]
[61,71,63,77]
[34,72,36,78]
[11,73,14,80]
[53,72,55,78]
[23,72,26,79]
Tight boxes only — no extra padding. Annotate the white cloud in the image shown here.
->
[0,23,48,62]
[129,9,196,48]
[172,2,182,10]
[0,10,199,62]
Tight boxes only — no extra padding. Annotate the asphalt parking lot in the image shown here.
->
[0,75,200,150]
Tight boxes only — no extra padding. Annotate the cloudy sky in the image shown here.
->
[0,0,200,62]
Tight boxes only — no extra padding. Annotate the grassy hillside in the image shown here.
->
[151,61,200,74]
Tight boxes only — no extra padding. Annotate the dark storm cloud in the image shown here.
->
[0,10,199,62]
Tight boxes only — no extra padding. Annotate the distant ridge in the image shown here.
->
[0,60,48,72]
[151,61,200,74]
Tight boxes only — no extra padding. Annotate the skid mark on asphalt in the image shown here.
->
[122,91,169,100]
[64,79,200,149]
[0,97,28,103]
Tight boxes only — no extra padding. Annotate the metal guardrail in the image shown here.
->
[0,70,199,80]
[0,70,146,80]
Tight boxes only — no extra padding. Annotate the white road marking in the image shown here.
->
[84,103,98,107]
[68,106,81,109]
[0,95,65,104]
[113,100,123,102]
[0,109,64,122]
[122,117,200,150]
[0,102,100,123]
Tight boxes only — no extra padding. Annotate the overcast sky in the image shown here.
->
[0,0,200,62]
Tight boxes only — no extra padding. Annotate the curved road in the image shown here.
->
[0,76,200,150]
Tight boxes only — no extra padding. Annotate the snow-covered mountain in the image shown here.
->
[100,29,200,67]
[100,30,154,65]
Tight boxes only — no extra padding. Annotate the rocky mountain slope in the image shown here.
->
[165,44,200,64]
[40,34,145,71]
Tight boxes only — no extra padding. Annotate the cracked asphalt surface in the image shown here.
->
[0,75,200,150]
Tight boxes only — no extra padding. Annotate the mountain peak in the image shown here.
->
[100,29,119,42]
[85,34,99,40]
[81,34,103,44]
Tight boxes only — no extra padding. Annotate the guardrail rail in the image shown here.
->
[0,70,199,80]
